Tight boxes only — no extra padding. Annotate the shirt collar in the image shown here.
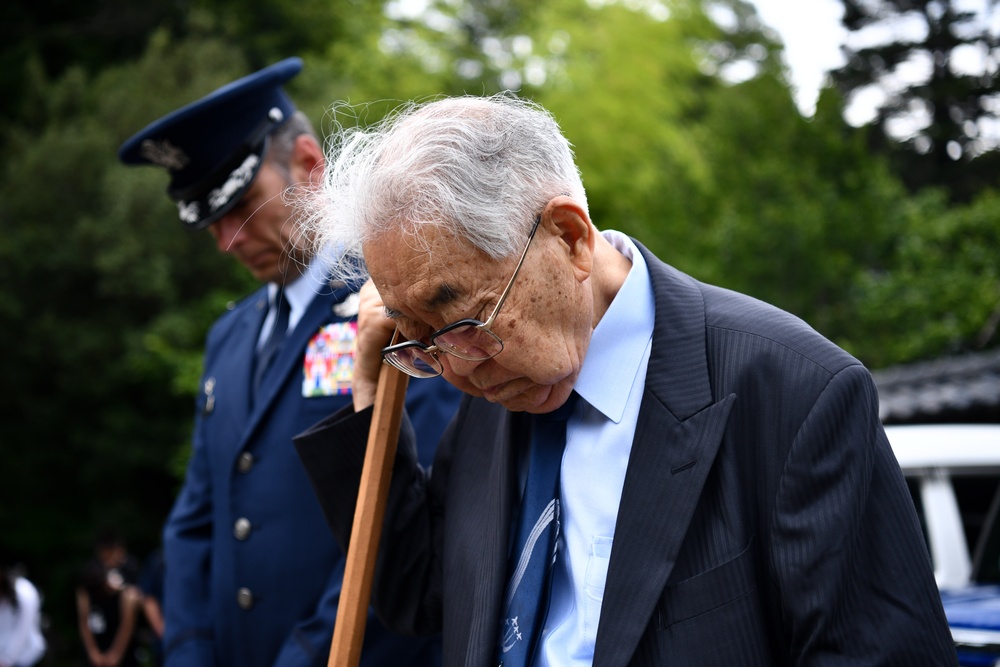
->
[573,230,655,424]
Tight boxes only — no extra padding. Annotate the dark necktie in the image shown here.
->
[497,393,578,667]
[253,290,291,398]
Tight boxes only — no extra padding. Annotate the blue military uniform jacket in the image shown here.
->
[163,278,461,667]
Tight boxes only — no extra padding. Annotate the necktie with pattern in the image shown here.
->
[497,393,578,667]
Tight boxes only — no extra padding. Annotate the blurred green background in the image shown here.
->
[2,0,998,663]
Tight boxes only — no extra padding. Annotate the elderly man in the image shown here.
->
[118,59,461,667]
[294,94,957,666]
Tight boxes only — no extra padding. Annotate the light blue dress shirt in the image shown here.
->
[538,230,655,667]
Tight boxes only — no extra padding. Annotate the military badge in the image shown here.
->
[202,377,216,415]
[302,322,357,396]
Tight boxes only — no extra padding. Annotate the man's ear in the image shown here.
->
[291,134,325,186]
[545,196,594,282]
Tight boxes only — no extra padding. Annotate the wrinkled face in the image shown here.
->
[206,161,307,285]
[365,221,593,413]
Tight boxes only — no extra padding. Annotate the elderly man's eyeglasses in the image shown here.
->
[382,215,542,378]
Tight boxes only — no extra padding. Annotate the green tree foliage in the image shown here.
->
[0,35,261,654]
[315,0,546,101]
[524,0,925,367]
[0,0,195,134]
[848,188,1000,366]
[691,80,912,353]
[190,0,386,69]
[0,0,382,132]
[832,0,1000,201]
[533,0,721,259]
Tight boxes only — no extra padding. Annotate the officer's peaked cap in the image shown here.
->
[118,57,303,231]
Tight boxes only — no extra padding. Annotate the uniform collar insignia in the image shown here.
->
[332,292,361,318]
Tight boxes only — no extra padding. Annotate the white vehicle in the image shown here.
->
[884,424,1000,588]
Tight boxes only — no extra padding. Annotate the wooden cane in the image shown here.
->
[327,362,410,667]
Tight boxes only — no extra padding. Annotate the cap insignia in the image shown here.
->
[139,139,190,171]
[208,154,260,213]
[178,201,201,225]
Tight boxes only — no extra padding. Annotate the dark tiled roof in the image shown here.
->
[872,348,1000,424]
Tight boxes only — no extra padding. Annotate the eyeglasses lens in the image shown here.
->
[434,325,503,361]
[387,348,442,378]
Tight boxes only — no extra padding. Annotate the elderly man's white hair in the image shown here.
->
[305,93,588,282]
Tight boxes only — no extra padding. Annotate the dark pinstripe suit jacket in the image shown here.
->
[295,241,957,666]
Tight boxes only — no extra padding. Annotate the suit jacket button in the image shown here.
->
[233,517,252,540]
[236,452,255,473]
[236,587,254,610]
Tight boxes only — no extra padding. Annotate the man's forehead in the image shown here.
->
[365,229,487,318]
[375,270,467,319]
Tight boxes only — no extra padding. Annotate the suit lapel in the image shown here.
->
[593,393,734,667]
[453,407,524,667]
[592,243,737,667]
[211,291,266,442]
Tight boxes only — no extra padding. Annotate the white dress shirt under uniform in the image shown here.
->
[255,259,332,350]
[538,230,655,667]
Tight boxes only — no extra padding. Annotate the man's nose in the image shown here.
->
[443,354,483,377]
[211,213,244,252]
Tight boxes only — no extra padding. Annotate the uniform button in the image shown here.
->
[236,452,255,473]
[236,587,254,610]
[233,517,252,540]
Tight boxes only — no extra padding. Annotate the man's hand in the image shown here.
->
[353,279,397,412]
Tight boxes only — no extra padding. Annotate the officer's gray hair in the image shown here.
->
[306,94,587,281]
[267,111,317,183]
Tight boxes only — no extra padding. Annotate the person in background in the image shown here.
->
[76,531,142,667]
[0,557,46,667]
[293,94,958,666]
[117,58,462,667]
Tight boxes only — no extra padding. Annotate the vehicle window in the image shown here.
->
[953,475,1000,555]
[905,478,930,549]
[974,486,1000,584]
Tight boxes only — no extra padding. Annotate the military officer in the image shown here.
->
[118,58,462,667]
